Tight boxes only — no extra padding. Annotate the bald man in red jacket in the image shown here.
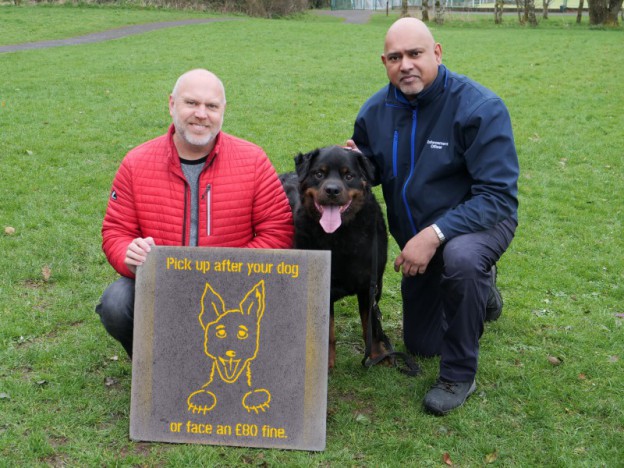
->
[96,69,294,357]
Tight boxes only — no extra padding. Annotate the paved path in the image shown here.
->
[0,18,232,54]
[0,11,373,54]
[314,9,375,24]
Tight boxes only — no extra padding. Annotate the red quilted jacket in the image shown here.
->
[102,126,294,278]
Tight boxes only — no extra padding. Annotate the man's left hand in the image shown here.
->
[394,226,440,276]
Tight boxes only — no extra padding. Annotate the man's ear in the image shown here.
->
[435,43,443,65]
[168,94,175,118]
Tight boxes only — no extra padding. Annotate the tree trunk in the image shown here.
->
[434,0,445,24]
[494,0,505,23]
[516,0,525,23]
[588,0,623,25]
[525,0,538,25]
[402,0,409,16]
[577,0,584,22]
[607,0,624,24]
[542,0,551,18]
[422,0,429,23]
[422,0,430,22]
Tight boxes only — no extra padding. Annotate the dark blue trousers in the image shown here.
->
[401,216,517,382]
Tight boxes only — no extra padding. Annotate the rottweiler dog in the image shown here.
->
[280,146,389,369]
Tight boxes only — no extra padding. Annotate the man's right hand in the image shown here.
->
[345,139,361,153]
[124,237,155,274]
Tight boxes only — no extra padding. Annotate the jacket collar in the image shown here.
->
[385,64,448,108]
[167,124,222,169]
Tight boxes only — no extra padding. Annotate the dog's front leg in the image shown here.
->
[357,291,390,365]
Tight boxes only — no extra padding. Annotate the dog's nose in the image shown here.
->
[324,184,341,197]
[226,350,236,358]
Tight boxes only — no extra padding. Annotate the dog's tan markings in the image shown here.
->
[187,280,271,414]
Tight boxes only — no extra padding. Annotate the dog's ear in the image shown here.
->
[355,153,378,184]
[199,282,227,329]
[294,149,319,182]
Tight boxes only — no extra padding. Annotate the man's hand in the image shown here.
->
[345,139,361,153]
[124,237,155,274]
[394,226,440,276]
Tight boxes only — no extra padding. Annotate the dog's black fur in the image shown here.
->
[279,146,389,368]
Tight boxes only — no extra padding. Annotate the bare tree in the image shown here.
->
[588,0,623,25]
[516,0,525,23]
[402,0,409,16]
[542,0,553,18]
[434,0,445,23]
[422,0,430,22]
[577,0,584,22]
[518,0,539,24]
[494,0,505,23]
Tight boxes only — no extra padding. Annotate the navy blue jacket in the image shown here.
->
[352,64,519,249]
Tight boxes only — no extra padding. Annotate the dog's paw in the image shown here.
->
[242,388,271,414]
[187,389,217,414]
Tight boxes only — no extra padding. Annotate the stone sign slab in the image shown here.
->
[130,246,330,451]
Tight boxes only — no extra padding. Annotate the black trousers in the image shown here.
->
[401,216,517,382]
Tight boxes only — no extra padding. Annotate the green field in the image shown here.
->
[1,5,622,466]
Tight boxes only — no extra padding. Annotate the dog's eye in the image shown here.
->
[215,325,227,339]
[314,171,324,179]
[237,326,249,340]
[344,173,354,181]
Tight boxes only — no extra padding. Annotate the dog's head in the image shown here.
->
[198,280,265,384]
[294,146,376,233]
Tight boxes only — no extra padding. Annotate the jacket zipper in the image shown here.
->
[182,184,189,245]
[392,130,399,178]
[401,109,419,236]
[202,184,212,236]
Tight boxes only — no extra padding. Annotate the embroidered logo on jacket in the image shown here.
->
[426,140,449,150]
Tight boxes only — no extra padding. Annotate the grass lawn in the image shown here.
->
[1,5,623,466]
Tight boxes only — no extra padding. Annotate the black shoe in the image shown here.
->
[485,265,503,322]
[423,378,477,415]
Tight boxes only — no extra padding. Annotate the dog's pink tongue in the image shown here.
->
[319,206,342,233]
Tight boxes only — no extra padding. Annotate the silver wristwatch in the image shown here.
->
[432,224,446,244]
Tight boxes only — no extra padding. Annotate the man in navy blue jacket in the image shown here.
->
[348,17,519,415]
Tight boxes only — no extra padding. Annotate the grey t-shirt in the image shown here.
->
[180,156,207,246]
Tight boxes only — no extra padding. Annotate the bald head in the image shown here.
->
[172,69,226,103]
[384,18,436,54]
[381,17,442,98]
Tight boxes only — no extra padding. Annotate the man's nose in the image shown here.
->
[400,56,413,71]
[195,105,209,118]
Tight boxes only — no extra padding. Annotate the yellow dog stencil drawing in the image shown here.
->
[187,280,271,415]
